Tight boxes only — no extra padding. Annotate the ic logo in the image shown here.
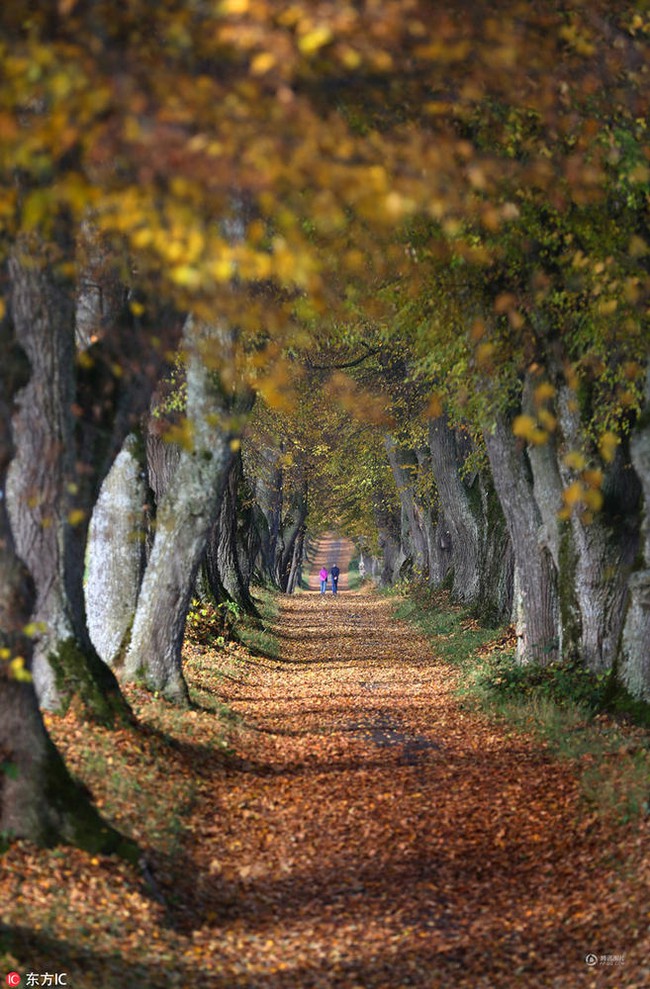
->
[6,974,21,987]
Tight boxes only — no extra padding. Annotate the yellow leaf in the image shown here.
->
[68,509,86,526]
[563,481,584,507]
[251,52,276,75]
[628,235,648,258]
[529,428,549,446]
[512,415,537,440]
[298,25,334,55]
[583,488,604,512]
[10,656,32,682]
[171,264,202,288]
[599,431,620,463]
[538,409,557,432]
[563,450,586,471]
[23,622,43,638]
[534,382,556,406]
[163,419,195,451]
[338,45,361,70]
[219,0,249,13]
[582,469,603,489]
[597,298,618,316]
[469,319,486,342]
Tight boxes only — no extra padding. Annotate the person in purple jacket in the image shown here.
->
[319,566,328,594]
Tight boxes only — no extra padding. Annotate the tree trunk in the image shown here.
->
[122,321,244,703]
[428,417,481,602]
[428,417,512,620]
[6,249,131,724]
[286,523,306,594]
[277,476,309,592]
[384,436,430,578]
[374,495,404,586]
[85,433,147,667]
[556,386,640,673]
[620,369,650,700]
[484,416,560,663]
[205,451,256,610]
[0,302,135,857]
[414,445,452,588]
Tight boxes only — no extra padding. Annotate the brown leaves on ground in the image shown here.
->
[2,589,649,988]
[476,624,518,656]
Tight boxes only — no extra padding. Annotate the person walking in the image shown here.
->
[330,563,340,595]
[319,566,328,595]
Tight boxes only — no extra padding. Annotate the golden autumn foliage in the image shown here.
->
[1,0,648,518]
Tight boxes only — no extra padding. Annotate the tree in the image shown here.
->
[6,241,135,722]
[85,432,148,667]
[0,301,136,856]
[121,320,250,703]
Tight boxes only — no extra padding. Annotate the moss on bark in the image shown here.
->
[41,735,140,862]
[48,637,133,728]
[557,523,582,665]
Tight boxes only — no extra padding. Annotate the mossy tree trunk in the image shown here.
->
[205,450,257,610]
[555,384,641,673]
[620,369,650,700]
[524,366,641,672]
[484,416,560,664]
[384,436,433,580]
[428,416,512,622]
[374,494,405,586]
[122,320,249,704]
[6,246,131,724]
[0,301,136,857]
[276,474,309,592]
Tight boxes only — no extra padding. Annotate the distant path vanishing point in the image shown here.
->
[306,532,355,593]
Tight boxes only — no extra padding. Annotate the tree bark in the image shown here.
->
[6,248,131,723]
[276,475,309,592]
[0,300,136,857]
[205,451,257,609]
[384,436,430,579]
[428,417,480,601]
[374,494,403,586]
[122,320,245,703]
[484,416,560,663]
[620,369,650,700]
[85,432,147,667]
[555,383,640,673]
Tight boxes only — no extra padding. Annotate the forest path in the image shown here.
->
[182,588,644,988]
[5,562,646,988]
[305,531,355,592]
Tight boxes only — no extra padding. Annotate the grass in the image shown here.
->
[235,585,281,658]
[392,583,650,824]
[347,554,359,590]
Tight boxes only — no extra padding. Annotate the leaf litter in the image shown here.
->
[1,590,649,988]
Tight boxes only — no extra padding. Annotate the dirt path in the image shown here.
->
[184,590,648,988]
[3,548,647,988]
[305,532,355,592]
